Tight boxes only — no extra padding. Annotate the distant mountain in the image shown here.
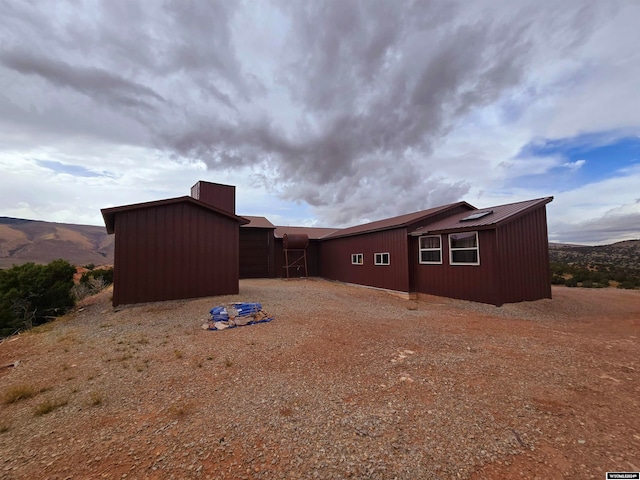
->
[549,240,640,270]
[2,215,638,273]
[0,216,113,269]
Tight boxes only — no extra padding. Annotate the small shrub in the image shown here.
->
[174,350,183,359]
[88,391,103,406]
[618,281,637,290]
[0,423,9,433]
[3,384,36,404]
[34,398,68,416]
[168,400,192,417]
[565,278,578,288]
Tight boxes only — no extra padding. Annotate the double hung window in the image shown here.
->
[449,232,479,265]
[419,235,442,264]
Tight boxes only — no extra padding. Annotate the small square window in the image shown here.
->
[351,253,363,265]
[374,252,390,265]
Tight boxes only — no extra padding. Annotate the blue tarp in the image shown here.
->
[210,303,263,321]
[205,302,273,331]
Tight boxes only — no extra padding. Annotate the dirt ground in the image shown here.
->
[1,280,638,479]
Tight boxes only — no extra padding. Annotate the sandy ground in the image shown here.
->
[0,280,638,479]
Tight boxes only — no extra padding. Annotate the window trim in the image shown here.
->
[374,252,390,266]
[449,231,480,266]
[351,253,364,265]
[418,235,442,264]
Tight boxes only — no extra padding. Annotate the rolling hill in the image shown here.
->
[2,214,638,273]
[0,216,113,269]
[549,239,640,270]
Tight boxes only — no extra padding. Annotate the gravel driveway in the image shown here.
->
[1,279,639,479]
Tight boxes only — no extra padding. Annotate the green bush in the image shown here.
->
[617,280,637,290]
[565,278,578,288]
[550,274,566,285]
[80,268,113,286]
[0,260,75,337]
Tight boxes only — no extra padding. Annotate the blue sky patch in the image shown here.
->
[35,160,109,178]
[512,135,640,191]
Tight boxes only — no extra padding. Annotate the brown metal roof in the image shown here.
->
[241,216,276,229]
[322,202,475,239]
[101,196,249,234]
[410,197,553,235]
[274,225,338,239]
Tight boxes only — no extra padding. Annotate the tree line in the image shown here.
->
[550,261,639,289]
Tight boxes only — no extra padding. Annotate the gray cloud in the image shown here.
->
[552,212,640,245]
[0,0,629,231]
[0,50,165,112]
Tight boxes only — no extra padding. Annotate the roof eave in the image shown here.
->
[100,196,249,234]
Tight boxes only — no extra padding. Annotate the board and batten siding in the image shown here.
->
[495,206,551,304]
[239,228,274,278]
[112,202,239,306]
[410,230,499,304]
[319,229,410,292]
[411,204,552,306]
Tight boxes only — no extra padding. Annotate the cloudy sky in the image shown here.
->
[1,0,639,245]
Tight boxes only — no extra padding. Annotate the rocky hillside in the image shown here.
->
[549,239,640,269]
[0,217,113,269]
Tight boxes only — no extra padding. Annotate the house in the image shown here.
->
[101,185,248,306]
[409,197,553,305]
[317,202,474,292]
[102,180,553,306]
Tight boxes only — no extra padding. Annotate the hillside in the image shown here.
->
[549,239,640,269]
[0,217,113,269]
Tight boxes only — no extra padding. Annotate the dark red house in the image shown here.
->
[101,184,248,306]
[103,180,553,307]
[409,197,553,305]
[318,203,474,292]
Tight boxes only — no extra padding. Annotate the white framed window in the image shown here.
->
[449,232,480,265]
[374,252,390,265]
[351,253,363,265]
[419,235,442,264]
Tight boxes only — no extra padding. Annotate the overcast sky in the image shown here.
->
[1,0,639,245]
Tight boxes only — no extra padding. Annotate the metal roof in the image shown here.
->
[410,197,553,235]
[322,202,475,239]
[101,196,249,234]
[241,216,276,229]
[274,225,339,239]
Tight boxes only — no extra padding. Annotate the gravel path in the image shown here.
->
[1,279,638,479]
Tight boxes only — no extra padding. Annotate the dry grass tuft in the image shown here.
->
[88,391,103,406]
[168,400,192,418]
[3,384,36,404]
[34,398,68,416]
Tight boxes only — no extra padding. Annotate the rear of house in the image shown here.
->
[409,198,553,306]
[319,203,474,293]
[102,180,553,307]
